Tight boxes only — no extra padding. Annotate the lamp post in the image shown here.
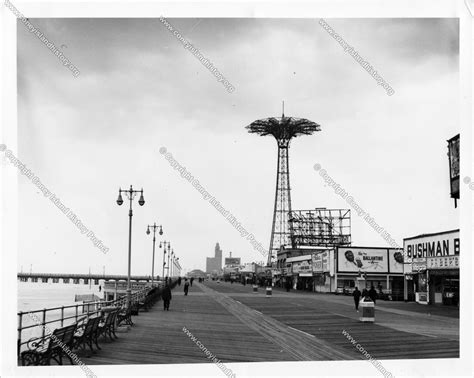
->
[146,223,163,287]
[171,250,175,278]
[116,185,145,308]
[160,241,169,280]
[167,244,171,280]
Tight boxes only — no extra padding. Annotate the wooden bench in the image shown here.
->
[73,316,102,356]
[97,309,120,342]
[21,323,77,366]
[138,294,155,312]
[117,306,133,326]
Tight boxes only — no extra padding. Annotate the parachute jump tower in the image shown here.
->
[246,104,321,266]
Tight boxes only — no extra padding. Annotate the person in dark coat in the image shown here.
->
[369,285,377,304]
[161,284,172,311]
[361,288,369,300]
[285,279,292,292]
[184,279,190,295]
[190,277,194,286]
[353,287,361,311]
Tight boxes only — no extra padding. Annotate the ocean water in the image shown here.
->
[18,281,104,312]
[17,281,104,312]
[17,281,105,350]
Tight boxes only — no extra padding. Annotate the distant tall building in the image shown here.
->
[206,242,223,273]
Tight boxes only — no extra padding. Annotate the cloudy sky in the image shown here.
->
[16,18,459,276]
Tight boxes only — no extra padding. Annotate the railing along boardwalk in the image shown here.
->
[17,286,151,356]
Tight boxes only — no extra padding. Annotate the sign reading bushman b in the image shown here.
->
[404,230,459,263]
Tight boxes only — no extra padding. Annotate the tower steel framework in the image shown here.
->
[246,106,320,266]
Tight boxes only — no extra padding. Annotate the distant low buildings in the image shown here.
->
[187,269,207,279]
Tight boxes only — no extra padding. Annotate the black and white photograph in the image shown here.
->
[1,0,472,377]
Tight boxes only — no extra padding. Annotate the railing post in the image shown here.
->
[75,305,78,323]
[41,309,46,339]
[18,312,23,355]
[61,307,64,327]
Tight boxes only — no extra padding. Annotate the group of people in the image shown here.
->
[161,277,195,311]
[352,285,378,311]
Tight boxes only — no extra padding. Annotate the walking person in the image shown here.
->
[361,287,368,298]
[353,287,361,311]
[161,283,172,311]
[369,285,377,304]
[190,277,194,287]
[184,279,190,296]
[285,278,291,292]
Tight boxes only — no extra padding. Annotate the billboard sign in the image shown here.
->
[388,249,404,273]
[225,257,241,266]
[292,260,313,275]
[337,248,388,273]
[447,134,460,200]
[404,230,460,263]
[312,253,322,272]
[312,251,330,273]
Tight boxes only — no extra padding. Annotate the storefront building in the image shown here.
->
[335,247,404,299]
[403,229,459,306]
[276,247,326,290]
[287,255,313,290]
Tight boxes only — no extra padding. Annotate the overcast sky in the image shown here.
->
[16,18,459,276]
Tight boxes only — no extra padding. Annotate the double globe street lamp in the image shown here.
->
[167,246,172,280]
[160,241,171,281]
[116,185,145,308]
[170,250,174,277]
[146,223,163,287]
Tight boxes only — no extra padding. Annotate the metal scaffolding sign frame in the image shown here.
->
[288,208,351,247]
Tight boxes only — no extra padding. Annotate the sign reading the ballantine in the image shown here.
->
[337,248,389,273]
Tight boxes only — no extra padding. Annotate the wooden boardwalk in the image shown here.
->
[207,281,459,360]
[80,281,458,365]
[82,283,302,364]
